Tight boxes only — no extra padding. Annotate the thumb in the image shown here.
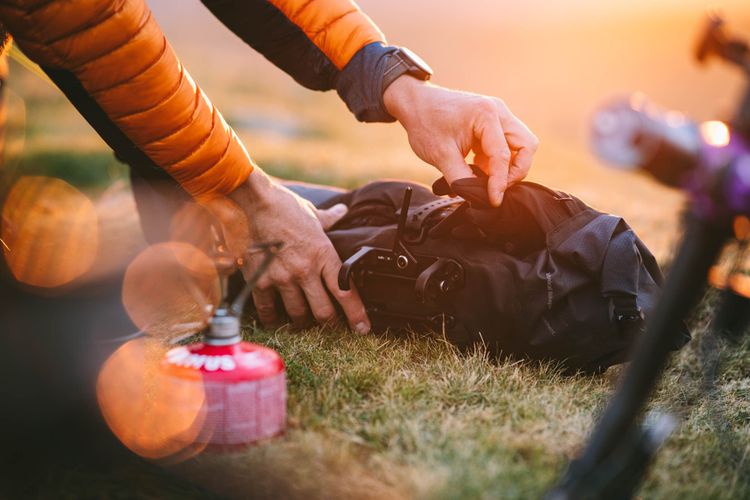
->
[316,203,348,230]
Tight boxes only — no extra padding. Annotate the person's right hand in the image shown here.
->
[208,169,370,333]
[383,76,539,207]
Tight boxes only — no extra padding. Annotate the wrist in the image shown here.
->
[383,74,430,124]
[227,168,276,212]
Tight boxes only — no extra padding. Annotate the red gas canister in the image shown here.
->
[161,312,286,449]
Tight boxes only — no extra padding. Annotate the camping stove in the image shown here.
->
[161,242,286,450]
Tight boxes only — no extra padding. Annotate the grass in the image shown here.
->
[4,149,128,190]
[162,297,748,499]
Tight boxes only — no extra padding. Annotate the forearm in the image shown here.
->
[0,0,253,202]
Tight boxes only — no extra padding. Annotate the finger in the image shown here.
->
[252,287,281,327]
[299,275,338,325]
[439,149,475,185]
[500,113,539,185]
[277,284,311,328]
[321,251,370,334]
[316,203,348,231]
[476,115,511,207]
[508,148,534,185]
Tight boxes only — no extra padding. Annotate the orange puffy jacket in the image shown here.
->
[0,0,384,201]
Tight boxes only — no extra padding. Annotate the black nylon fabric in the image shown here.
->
[314,180,689,373]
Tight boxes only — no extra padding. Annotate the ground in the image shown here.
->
[3,1,750,498]
[177,308,749,499]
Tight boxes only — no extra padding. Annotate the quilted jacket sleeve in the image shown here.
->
[0,0,253,201]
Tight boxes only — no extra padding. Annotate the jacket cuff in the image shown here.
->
[335,42,398,123]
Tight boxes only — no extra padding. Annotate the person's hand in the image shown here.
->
[207,169,370,333]
[383,75,539,207]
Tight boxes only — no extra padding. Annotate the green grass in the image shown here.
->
[4,149,129,190]
[170,294,750,499]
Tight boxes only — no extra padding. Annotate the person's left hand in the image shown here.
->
[206,169,370,333]
[384,75,539,207]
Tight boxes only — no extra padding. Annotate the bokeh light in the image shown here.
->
[734,215,750,240]
[709,216,750,297]
[169,202,216,254]
[700,120,731,148]
[728,273,750,298]
[1,176,98,288]
[96,337,209,461]
[122,242,220,341]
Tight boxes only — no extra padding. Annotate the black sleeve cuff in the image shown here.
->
[335,42,399,123]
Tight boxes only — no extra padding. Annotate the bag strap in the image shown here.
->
[600,222,645,323]
[398,197,463,240]
[610,294,643,323]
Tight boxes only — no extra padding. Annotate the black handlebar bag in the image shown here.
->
[301,176,689,374]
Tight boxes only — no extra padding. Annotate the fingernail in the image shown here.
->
[354,322,370,335]
[331,203,347,214]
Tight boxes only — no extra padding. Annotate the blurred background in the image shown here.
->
[4,0,749,266]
